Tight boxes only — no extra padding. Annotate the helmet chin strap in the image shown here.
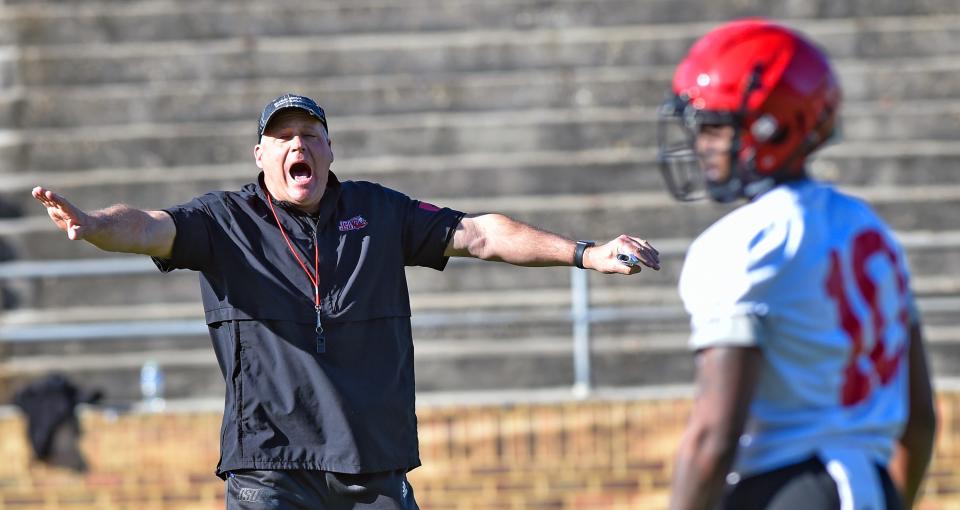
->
[706,175,743,203]
[743,176,778,198]
[705,163,777,203]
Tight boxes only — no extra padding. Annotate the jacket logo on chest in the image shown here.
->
[338,215,368,232]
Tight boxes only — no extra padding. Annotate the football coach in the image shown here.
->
[32,94,660,510]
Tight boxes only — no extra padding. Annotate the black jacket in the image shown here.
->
[154,172,464,477]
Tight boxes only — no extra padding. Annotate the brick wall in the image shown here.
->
[0,392,956,510]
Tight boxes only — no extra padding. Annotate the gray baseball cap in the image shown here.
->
[258,94,328,139]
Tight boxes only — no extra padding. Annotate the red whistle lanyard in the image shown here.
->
[265,192,326,353]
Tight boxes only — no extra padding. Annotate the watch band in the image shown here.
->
[574,240,595,269]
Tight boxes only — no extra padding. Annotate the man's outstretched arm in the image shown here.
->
[32,186,176,259]
[443,213,660,274]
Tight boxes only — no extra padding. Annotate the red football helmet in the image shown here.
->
[657,19,841,202]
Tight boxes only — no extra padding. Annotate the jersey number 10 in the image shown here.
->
[825,229,910,407]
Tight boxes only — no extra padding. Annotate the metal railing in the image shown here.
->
[1,231,959,397]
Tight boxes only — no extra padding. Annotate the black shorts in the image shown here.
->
[225,469,419,510]
[721,457,902,510]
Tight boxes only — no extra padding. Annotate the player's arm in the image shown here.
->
[32,186,175,259]
[888,319,937,509]
[669,346,762,510]
[443,213,660,273]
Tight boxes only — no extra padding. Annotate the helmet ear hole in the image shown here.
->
[768,126,789,145]
[750,114,780,143]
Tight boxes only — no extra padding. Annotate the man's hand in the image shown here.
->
[32,186,95,241]
[585,235,660,274]
[30,186,176,258]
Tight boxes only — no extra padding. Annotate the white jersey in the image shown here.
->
[679,179,915,481]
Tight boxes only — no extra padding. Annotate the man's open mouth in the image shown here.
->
[289,162,313,183]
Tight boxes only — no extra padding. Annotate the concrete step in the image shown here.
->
[480,188,960,245]
[0,303,691,355]
[3,101,960,174]
[3,0,959,46]
[6,56,960,129]
[0,326,210,358]
[0,267,690,319]
[0,348,226,404]
[0,149,674,220]
[1,269,671,310]
[3,264,958,321]
[6,17,960,87]
[4,310,959,390]
[5,322,960,403]
[2,286,958,347]
[4,183,960,261]
[2,233,959,310]
[0,217,115,261]
[0,335,696,403]
[3,140,960,222]
[0,1,638,46]
[2,269,202,310]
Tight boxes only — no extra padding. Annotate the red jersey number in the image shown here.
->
[825,229,910,407]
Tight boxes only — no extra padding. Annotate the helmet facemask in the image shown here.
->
[657,85,774,204]
[656,94,709,202]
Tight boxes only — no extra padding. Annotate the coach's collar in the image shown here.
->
[256,170,342,225]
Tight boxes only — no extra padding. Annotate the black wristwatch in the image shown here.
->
[574,240,595,269]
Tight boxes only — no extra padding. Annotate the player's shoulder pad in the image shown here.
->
[681,191,802,313]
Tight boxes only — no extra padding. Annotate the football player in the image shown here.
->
[658,19,936,510]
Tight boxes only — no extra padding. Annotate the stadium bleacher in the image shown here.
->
[1,0,959,406]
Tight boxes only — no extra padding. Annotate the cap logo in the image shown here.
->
[274,96,305,108]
